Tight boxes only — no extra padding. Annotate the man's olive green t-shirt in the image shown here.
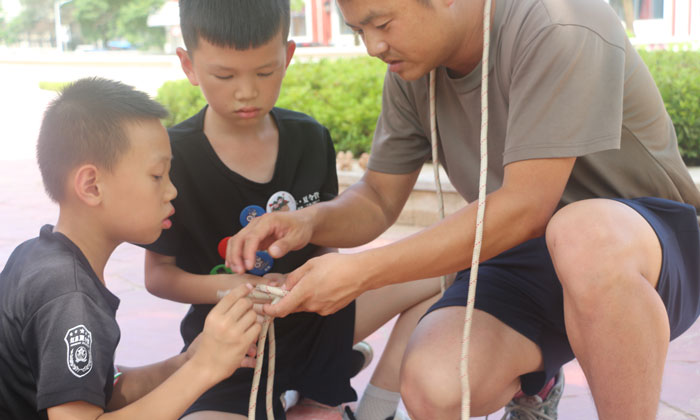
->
[369,0,700,215]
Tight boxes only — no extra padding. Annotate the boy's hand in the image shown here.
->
[226,211,314,274]
[186,334,258,369]
[190,284,261,381]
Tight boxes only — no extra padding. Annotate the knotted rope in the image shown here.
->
[429,0,492,418]
[217,283,288,420]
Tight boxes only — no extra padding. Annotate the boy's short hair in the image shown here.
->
[179,0,290,52]
[36,77,168,203]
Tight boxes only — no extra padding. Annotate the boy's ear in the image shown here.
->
[72,164,102,206]
[285,40,296,69]
[176,47,199,86]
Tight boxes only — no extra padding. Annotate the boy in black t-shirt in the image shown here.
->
[143,1,441,419]
[0,78,261,420]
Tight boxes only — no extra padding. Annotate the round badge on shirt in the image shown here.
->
[266,191,296,213]
[239,205,266,227]
[249,251,274,276]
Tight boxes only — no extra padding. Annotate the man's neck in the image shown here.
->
[443,0,494,78]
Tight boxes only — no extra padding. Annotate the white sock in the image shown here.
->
[355,383,401,420]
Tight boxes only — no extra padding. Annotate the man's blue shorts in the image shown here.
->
[425,197,700,395]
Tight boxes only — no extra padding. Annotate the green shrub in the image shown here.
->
[155,52,700,164]
[155,57,386,155]
[276,58,386,155]
[638,50,700,166]
[156,79,208,128]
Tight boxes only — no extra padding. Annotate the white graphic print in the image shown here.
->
[64,325,93,378]
[266,191,297,213]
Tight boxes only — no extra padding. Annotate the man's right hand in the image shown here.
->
[226,209,315,274]
[190,284,261,381]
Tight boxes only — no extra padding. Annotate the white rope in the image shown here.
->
[429,0,491,418]
[217,284,288,420]
[430,69,449,293]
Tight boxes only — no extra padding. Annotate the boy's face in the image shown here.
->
[178,31,296,128]
[100,120,177,245]
[339,0,470,81]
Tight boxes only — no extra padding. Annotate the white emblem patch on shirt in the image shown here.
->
[64,325,93,378]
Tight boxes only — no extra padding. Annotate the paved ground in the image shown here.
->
[1,49,699,419]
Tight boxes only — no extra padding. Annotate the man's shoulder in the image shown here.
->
[507,0,625,46]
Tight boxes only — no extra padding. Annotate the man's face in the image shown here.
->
[178,32,296,128]
[100,120,177,245]
[339,0,448,81]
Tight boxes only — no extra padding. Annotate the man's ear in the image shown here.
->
[176,47,199,86]
[72,164,102,206]
[284,40,296,69]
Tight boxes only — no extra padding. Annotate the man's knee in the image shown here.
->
[546,200,656,298]
[401,341,460,419]
[400,339,511,418]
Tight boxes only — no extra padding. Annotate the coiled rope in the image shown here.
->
[429,0,492,418]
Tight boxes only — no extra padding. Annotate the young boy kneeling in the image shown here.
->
[0,78,261,420]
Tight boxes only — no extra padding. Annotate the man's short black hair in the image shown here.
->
[179,0,290,52]
[36,77,168,202]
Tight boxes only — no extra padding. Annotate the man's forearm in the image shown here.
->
[355,186,553,290]
[308,170,420,248]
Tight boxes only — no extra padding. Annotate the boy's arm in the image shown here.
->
[47,361,216,420]
[106,353,187,411]
[145,250,279,304]
[47,284,261,420]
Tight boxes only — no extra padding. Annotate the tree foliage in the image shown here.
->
[72,0,165,48]
[1,0,165,49]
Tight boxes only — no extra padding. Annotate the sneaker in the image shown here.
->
[500,368,565,420]
[280,389,300,411]
[349,341,374,378]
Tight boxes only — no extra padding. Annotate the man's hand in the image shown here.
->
[226,210,315,274]
[263,253,366,318]
[189,284,261,381]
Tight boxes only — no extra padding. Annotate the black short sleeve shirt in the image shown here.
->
[0,225,121,419]
[143,107,339,346]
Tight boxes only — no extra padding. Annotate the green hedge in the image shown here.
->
[638,50,700,166]
[156,51,700,163]
[156,57,386,155]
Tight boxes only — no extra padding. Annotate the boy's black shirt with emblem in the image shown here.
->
[0,225,120,419]
[144,106,339,348]
[142,107,359,408]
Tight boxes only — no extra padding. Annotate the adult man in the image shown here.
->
[226,0,700,418]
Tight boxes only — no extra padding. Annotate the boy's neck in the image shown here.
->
[203,106,274,143]
[203,106,280,183]
[54,208,118,285]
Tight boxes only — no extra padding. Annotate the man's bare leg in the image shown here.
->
[401,307,544,419]
[546,199,669,419]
